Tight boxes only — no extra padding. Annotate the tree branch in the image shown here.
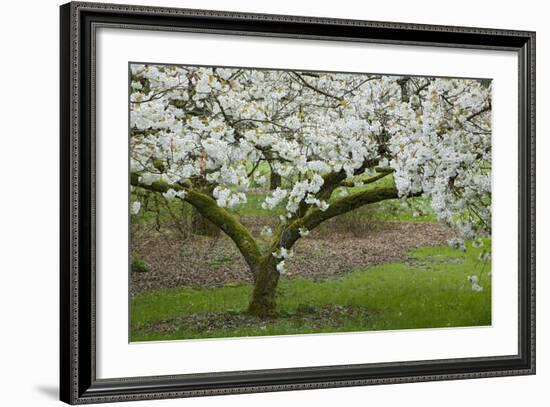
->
[278,186,400,250]
[466,103,491,121]
[289,72,343,101]
[339,168,394,188]
[312,159,382,203]
[130,173,263,272]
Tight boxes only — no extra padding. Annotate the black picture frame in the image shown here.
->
[60,1,536,404]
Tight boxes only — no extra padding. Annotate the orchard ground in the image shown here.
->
[130,176,492,341]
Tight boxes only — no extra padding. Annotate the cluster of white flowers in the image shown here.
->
[448,238,466,252]
[467,275,483,292]
[388,79,491,238]
[478,251,491,262]
[130,201,141,215]
[276,260,288,275]
[213,186,246,208]
[285,174,326,214]
[260,226,273,237]
[261,187,288,210]
[338,188,349,198]
[162,188,186,200]
[130,64,492,243]
[273,247,294,275]
[272,247,294,260]
[472,239,484,248]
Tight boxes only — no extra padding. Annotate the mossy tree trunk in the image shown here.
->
[247,258,280,317]
[130,171,400,319]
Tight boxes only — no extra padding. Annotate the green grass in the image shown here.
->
[368,197,438,222]
[130,241,491,341]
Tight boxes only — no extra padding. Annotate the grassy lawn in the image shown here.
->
[130,241,491,342]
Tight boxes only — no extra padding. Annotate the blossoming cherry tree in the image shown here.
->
[130,64,491,317]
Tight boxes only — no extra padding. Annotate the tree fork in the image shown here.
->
[130,174,262,271]
[131,174,404,319]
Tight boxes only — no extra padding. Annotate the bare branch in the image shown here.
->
[130,173,263,272]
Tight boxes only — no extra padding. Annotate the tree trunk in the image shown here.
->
[269,170,281,191]
[190,206,220,237]
[248,259,280,318]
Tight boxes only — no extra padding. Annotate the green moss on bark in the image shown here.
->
[131,174,262,270]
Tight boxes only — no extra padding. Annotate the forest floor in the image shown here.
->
[131,219,454,294]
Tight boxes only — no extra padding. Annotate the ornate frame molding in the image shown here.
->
[60,2,535,404]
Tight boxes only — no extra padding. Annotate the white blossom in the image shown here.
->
[338,188,349,198]
[262,187,288,210]
[472,239,484,248]
[448,238,466,252]
[318,201,329,212]
[130,64,492,245]
[272,247,293,260]
[162,188,177,200]
[276,260,288,274]
[471,283,483,292]
[260,226,273,237]
[139,173,159,186]
[467,275,483,292]
[130,201,141,215]
[479,252,491,262]
[467,275,479,284]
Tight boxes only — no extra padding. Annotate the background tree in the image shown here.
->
[130,64,491,317]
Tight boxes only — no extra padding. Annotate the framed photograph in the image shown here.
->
[60,1,535,404]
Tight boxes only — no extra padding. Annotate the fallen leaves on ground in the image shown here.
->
[131,219,455,295]
[135,304,373,337]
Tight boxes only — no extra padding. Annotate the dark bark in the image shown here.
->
[247,258,280,317]
[269,170,281,190]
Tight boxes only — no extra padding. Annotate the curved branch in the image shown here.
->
[339,168,394,188]
[289,72,343,101]
[280,186,400,250]
[130,173,263,273]
[315,159,380,201]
